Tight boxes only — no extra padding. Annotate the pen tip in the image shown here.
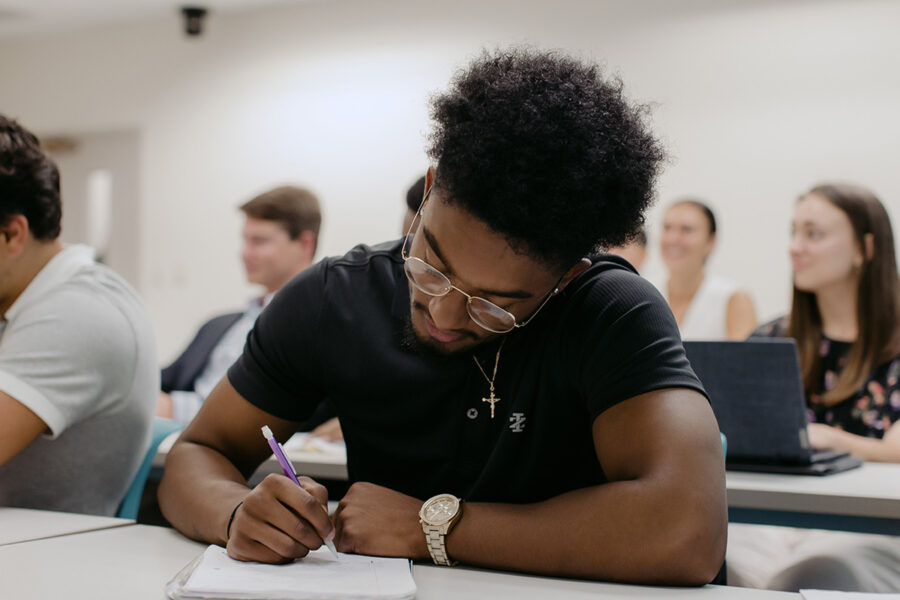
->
[261,425,273,439]
[326,540,339,559]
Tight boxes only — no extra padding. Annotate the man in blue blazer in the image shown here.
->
[160,312,244,396]
[157,186,321,424]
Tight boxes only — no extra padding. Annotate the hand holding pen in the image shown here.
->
[223,426,337,564]
[262,425,340,559]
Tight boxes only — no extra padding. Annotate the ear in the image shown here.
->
[298,230,317,257]
[555,257,592,293]
[863,232,875,261]
[424,166,435,199]
[419,166,437,213]
[0,214,29,258]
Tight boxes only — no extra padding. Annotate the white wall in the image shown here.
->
[51,130,141,285]
[1,0,898,361]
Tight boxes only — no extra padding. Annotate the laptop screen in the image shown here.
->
[683,340,813,464]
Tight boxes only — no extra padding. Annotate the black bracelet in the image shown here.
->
[226,500,244,541]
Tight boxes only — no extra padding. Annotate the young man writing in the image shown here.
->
[159,48,726,585]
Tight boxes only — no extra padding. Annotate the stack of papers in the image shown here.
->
[284,432,347,455]
[167,545,416,600]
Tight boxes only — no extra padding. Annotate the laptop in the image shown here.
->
[683,339,863,475]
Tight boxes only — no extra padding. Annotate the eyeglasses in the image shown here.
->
[400,181,560,334]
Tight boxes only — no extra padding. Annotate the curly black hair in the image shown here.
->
[0,115,62,241]
[427,47,664,270]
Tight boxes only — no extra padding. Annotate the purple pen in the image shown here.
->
[261,425,339,559]
[262,425,302,486]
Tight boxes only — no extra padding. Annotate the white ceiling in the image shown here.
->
[0,0,322,39]
[0,0,827,41]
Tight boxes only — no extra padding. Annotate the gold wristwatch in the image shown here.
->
[419,493,463,566]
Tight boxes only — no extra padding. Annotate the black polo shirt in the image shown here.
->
[228,239,704,503]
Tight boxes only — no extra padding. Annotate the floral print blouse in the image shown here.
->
[752,317,900,439]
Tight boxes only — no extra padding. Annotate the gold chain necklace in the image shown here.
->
[472,338,507,419]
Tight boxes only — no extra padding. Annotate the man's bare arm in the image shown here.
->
[158,377,334,560]
[0,390,48,465]
[334,388,727,585]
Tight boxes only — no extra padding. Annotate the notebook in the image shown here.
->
[166,545,417,600]
[683,339,863,475]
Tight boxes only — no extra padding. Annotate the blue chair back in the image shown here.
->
[720,432,727,458]
[117,417,184,519]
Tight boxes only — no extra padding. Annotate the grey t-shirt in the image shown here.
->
[0,245,157,515]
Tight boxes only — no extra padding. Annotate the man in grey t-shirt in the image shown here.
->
[0,114,157,516]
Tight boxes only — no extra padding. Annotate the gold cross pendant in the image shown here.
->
[482,390,500,419]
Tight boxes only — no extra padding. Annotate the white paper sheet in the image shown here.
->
[175,545,416,600]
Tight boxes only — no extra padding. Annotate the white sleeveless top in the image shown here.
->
[673,276,739,341]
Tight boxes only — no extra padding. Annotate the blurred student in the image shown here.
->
[157,187,321,424]
[730,183,900,593]
[660,199,756,340]
[607,227,647,272]
[754,183,900,460]
[0,114,156,515]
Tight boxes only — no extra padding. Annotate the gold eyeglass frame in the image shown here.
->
[400,181,562,334]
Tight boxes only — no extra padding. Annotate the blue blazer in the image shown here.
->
[160,310,337,429]
[161,312,243,393]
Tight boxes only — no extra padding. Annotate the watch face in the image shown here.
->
[422,495,459,525]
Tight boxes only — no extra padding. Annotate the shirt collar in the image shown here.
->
[247,292,276,311]
[5,244,96,322]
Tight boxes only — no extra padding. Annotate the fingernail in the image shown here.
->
[325,529,335,542]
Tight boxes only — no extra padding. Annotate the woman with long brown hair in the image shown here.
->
[729,183,900,594]
[755,183,900,460]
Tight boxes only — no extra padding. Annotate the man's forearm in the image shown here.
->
[445,478,726,585]
[333,390,728,585]
[158,440,254,544]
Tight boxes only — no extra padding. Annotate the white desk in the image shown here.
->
[0,507,132,545]
[412,565,797,599]
[153,432,348,480]
[155,434,898,534]
[2,523,202,599]
[1,523,797,600]
[727,462,900,534]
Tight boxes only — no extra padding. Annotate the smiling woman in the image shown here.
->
[660,199,757,340]
[731,185,900,593]
[753,183,900,460]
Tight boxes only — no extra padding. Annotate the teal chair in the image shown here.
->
[720,432,727,458]
[117,417,184,519]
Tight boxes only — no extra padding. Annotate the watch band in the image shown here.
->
[423,524,454,566]
[419,493,462,566]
